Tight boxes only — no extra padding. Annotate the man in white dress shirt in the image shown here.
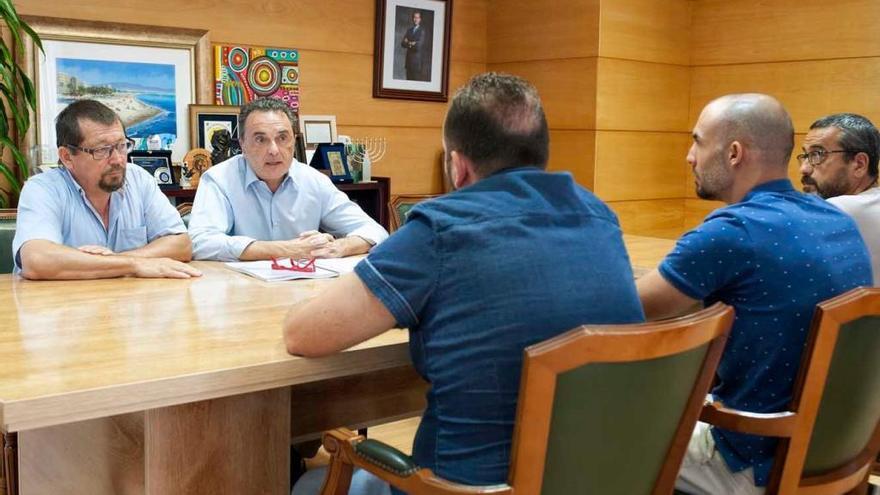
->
[188,97,388,261]
[800,113,880,285]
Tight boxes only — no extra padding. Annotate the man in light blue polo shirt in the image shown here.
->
[638,94,871,494]
[14,99,199,280]
[188,97,387,261]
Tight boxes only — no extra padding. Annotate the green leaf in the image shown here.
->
[0,84,27,135]
[0,97,11,137]
[0,135,28,180]
[14,65,36,112]
[0,159,21,195]
[19,21,43,53]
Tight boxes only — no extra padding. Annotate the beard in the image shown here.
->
[694,154,733,201]
[805,167,850,199]
[99,165,125,193]
[800,175,818,194]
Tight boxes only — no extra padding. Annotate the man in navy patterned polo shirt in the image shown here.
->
[638,94,872,495]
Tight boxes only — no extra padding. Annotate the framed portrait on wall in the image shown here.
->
[373,0,453,102]
[19,16,211,164]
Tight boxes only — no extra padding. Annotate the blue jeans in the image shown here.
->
[291,466,390,495]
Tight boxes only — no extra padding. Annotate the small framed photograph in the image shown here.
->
[373,0,453,102]
[188,104,241,153]
[129,150,176,188]
[298,115,338,151]
[309,143,352,183]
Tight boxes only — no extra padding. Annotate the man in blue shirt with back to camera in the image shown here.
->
[13,99,199,280]
[187,97,387,262]
[637,93,872,495]
[284,72,645,494]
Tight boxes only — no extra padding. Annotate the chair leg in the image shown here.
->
[2,432,16,495]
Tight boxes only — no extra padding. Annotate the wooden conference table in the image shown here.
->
[0,235,674,495]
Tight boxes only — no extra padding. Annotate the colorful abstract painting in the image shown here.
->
[214,45,299,111]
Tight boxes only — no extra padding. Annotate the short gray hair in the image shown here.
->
[810,113,880,179]
[238,97,298,136]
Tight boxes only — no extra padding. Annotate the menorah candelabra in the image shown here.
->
[347,137,388,182]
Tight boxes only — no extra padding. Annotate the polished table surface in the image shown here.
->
[0,261,411,433]
[0,234,675,434]
[0,234,676,494]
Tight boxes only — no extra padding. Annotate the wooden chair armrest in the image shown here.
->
[320,428,512,495]
[700,401,797,437]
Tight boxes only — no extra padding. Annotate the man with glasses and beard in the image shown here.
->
[637,94,871,494]
[800,113,880,285]
[13,99,199,280]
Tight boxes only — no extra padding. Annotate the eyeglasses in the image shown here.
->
[66,139,134,161]
[270,257,316,272]
[796,149,856,167]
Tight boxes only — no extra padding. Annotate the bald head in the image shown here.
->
[702,93,794,168]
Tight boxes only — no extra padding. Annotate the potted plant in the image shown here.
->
[0,0,42,208]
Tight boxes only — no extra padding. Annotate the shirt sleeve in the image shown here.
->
[12,178,65,270]
[658,211,755,300]
[354,212,437,329]
[136,168,186,241]
[316,175,389,246]
[188,174,255,261]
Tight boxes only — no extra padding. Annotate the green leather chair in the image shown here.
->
[700,287,880,494]
[0,210,16,274]
[318,303,734,495]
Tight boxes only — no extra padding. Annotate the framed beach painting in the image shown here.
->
[17,17,211,164]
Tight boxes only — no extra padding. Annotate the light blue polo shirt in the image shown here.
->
[13,165,186,271]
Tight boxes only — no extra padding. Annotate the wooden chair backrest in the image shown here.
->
[768,287,880,494]
[509,303,734,495]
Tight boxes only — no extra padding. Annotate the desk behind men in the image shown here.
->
[0,235,673,494]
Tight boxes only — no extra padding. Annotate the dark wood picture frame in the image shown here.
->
[188,104,241,152]
[373,0,453,102]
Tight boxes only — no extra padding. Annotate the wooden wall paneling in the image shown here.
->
[450,0,488,64]
[689,58,880,132]
[145,388,290,495]
[300,51,458,127]
[301,57,484,124]
[17,0,375,54]
[684,198,723,231]
[608,199,685,239]
[548,130,596,190]
[338,125,445,195]
[594,131,690,201]
[598,0,691,65]
[19,413,145,495]
[691,0,880,66]
[488,58,598,130]
[487,0,600,64]
[596,58,691,131]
